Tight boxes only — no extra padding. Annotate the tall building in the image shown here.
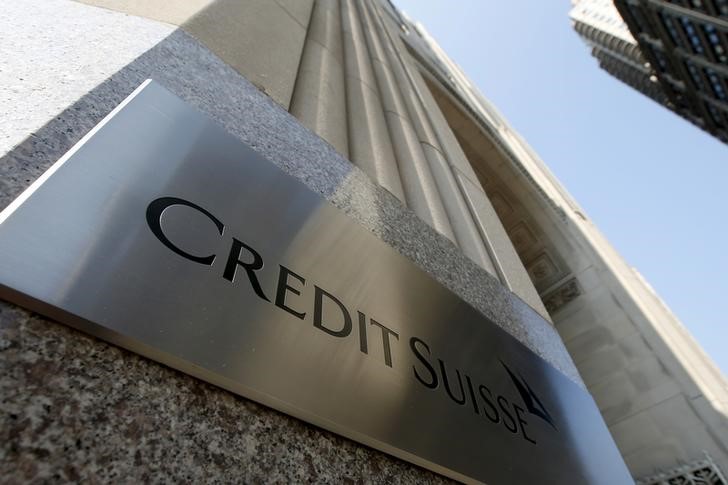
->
[571,0,728,143]
[570,0,670,104]
[0,0,726,483]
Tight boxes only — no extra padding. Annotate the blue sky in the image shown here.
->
[395,1,728,376]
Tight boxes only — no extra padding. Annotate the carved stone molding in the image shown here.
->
[489,190,514,219]
[526,252,559,284]
[637,453,727,485]
[542,278,581,315]
[508,221,538,255]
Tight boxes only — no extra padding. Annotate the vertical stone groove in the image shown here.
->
[339,0,406,202]
[355,0,455,241]
[366,0,499,275]
[289,0,348,156]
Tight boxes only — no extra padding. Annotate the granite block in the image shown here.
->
[0,304,451,484]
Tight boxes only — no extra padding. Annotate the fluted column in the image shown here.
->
[289,0,348,156]
[365,0,497,273]
[339,0,406,202]
[355,0,455,241]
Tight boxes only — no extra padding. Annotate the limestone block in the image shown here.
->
[302,0,344,60]
[589,372,636,424]
[420,143,496,274]
[371,59,409,119]
[567,325,616,364]
[75,0,215,25]
[340,0,378,91]
[578,345,628,386]
[410,74,482,187]
[290,40,348,156]
[623,441,685,479]
[609,409,661,455]
[342,79,405,201]
[554,302,594,342]
[648,394,725,460]
[184,0,312,109]
[274,0,314,27]
[384,111,455,241]
[456,174,549,319]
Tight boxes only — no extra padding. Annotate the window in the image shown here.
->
[715,0,728,17]
[687,0,707,12]
[702,24,727,63]
[649,45,670,71]
[706,102,725,126]
[679,17,705,54]
[685,61,707,91]
[705,67,727,100]
[628,5,653,34]
[660,12,686,48]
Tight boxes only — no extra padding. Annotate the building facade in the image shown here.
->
[1,0,726,483]
[570,0,670,105]
[406,9,728,482]
[572,0,728,143]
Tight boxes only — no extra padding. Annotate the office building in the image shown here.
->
[1,0,726,483]
[572,0,728,143]
[570,0,670,104]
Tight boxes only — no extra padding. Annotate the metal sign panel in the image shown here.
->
[0,80,632,484]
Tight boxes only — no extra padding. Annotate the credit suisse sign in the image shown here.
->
[0,80,632,484]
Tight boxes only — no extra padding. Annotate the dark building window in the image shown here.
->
[649,45,671,71]
[689,0,707,12]
[679,17,706,54]
[628,5,654,35]
[714,0,728,17]
[702,24,728,63]
[686,60,707,90]
[705,101,725,125]
[705,67,728,99]
[668,0,700,10]
[660,12,687,48]
[671,0,709,12]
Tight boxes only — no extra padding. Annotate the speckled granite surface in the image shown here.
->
[0,304,452,484]
[1,1,581,483]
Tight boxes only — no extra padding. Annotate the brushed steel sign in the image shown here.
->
[0,80,632,484]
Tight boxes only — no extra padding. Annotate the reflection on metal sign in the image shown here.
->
[0,80,632,484]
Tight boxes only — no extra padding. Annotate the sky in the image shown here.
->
[394,0,728,376]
